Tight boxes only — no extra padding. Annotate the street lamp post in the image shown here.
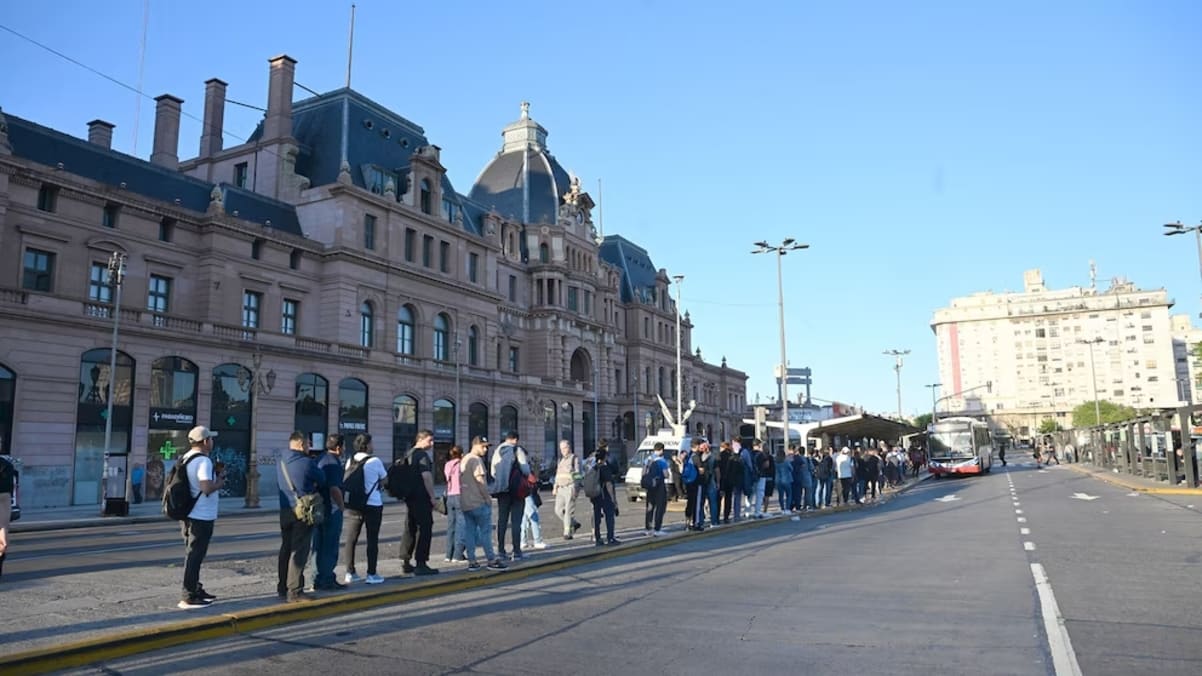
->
[1163,220,1202,292]
[632,374,639,442]
[100,251,126,516]
[752,238,809,453]
[240,350,276,508]
[672,274,684,429]
[454,337,462,444]
[883,349,911,420]
[1077,337,1104,427]
[924,383,941,424]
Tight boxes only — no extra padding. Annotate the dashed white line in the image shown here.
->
[1017,517,1027,523]
[1020,527,1031,535]
[1024,541,1036,551]
[1015,509,1024,514]
[1031,563,1084,676]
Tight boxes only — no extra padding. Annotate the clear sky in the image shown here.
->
[1,0,1199,418]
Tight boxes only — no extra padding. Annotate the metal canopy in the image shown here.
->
[753,413,919,445]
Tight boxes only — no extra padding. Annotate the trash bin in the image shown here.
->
[104,497,129,516]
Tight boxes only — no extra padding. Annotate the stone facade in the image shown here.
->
[0,55,746,507]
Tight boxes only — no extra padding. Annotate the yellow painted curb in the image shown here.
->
[1065,464,1202,495]
[0,481,924,675]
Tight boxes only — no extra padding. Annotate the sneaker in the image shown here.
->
[487,559,508,570]
[178,597,211,609]
[511,552,525,561]
[414,565,440,576]
[595,539,605,547]
[197,588,217,601]
[644,530,654,536]
[285,592,315,604]
[653,530,667,537]
[365,574,385,585]
[314,581,347,591]
[606,538,621,546]
[402,562,415,574]
[345,573,363,584]
[563,533,574,541]
[466,561,482,571]
[533,542,548,550]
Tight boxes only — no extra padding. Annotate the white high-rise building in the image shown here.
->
[931,269,1180,439]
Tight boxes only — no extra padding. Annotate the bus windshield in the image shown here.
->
[930,429,975,459]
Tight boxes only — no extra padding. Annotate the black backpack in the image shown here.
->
[386,450,420,501]
[343,458,371,512]
[162,454,201,520]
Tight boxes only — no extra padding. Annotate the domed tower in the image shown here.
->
[470,102,574,226]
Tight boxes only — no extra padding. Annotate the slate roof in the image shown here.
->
[3,112,303,237]
[469,147,571,226]
[252,89,481,237]
[599,234,660,304]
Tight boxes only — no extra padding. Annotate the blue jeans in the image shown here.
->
[311,508,343,587]
[777,481,793,511]
[461,503,496,564]
[801,477,815,508]
[820,477,834,505]
[520,493,544,547]
[445,494,464,560]
[707,484,720,526]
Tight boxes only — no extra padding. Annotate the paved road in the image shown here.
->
[58,463,1202,675]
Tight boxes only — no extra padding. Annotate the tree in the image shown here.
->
[1071,400,1139,428]
[1037,419,1061,434]
[913,413,932,430]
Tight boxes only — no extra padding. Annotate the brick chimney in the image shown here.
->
[262,55,296,141]
[87,119,115,150]
[198,78,227,158]
[150,94,184,170]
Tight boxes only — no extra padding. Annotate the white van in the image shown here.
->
[623,430,692,502]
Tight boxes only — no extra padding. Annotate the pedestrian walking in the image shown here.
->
[552,440,582,540]
[398,429,439,576]
[341,434,386,585]
[520,453,548,552]
[176,426,223,609]
[277,431,325,603]
[443,445,466,563]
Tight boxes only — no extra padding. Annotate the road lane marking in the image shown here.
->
[1031,563,1084,676]
[1017,517,1027,523]
[1015,509,1024,514]
[1024,541,1036,551]
[1013,501,1021,506]
[1020,527,1030,535]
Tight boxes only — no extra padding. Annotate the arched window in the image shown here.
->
[500,404,518,440]
[658,367,666,397]
[0,363,14,458]
[560,402,574,456]
[360,302,374,348]
[210,362,251,498]
[469,402,488,441]
[392,394,418,463]
[75,349,135,505]
[295,373,328,447]
[538,242,549,263]
[543,401,557,464]
[467,325,479,366]
[420,179,432,215]
[338,378,369,436]
[433,313,450,361]
[397,305,415,355]
[569,348,591,385]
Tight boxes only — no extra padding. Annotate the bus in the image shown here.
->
[927,417,993,478]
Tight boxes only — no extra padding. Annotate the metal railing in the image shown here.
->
[1055,404,1201,488]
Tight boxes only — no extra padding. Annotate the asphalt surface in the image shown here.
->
[52,463,1202,676]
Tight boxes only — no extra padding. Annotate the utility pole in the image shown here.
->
[924,383,941,425]
[672,274,684,431]
[884,349,911,420]
[753,238,809,453]
[100,251,126,516]
[1077,337,1104,427]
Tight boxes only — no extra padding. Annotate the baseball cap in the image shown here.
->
[472,435,490,446]
[188,426,218,443]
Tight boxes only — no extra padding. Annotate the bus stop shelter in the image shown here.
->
[752,413,919,451]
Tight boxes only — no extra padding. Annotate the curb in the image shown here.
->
[1064,464,1202,495]
[0,478,929,675]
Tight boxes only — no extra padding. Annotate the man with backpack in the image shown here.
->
[642,442,670,536]
[341,434,386,585]
[489,430,532,561]
[177,426,224,609]
[398,429,440,576]
[278,431,326,603]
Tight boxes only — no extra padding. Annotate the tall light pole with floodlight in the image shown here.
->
[1076,337,1104,427]
[752,238,809,453]
[672,274,684,428]
[883,349,911,420]
[924,382,941,424]
[100,250,126,515]
[1163,220,1202,291]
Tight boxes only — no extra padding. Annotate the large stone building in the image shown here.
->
[931,268,1180,438]
[0,55,746,508]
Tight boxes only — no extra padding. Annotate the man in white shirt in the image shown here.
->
[179,426,224,609]
[835,447,854,506]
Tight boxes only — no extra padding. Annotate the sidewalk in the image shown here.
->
[0,474,929,668]
[1064,462,1202,495]
[11,494,285,533]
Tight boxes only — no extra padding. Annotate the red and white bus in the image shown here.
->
[928,417,993,477]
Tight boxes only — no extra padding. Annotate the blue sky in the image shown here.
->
[2,0,1200,417]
